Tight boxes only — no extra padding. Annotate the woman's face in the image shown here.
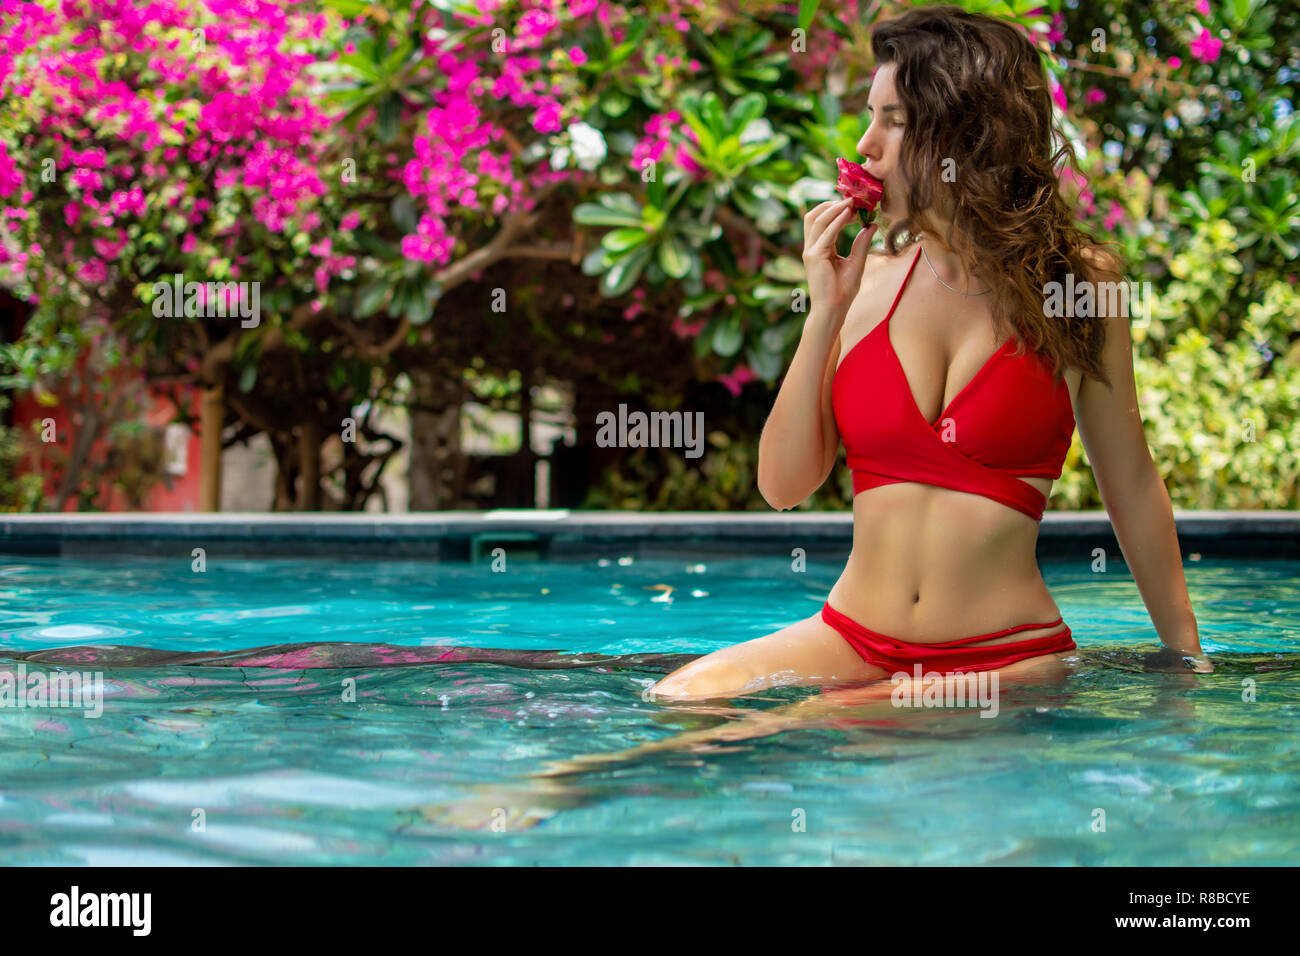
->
[856,63,909,220]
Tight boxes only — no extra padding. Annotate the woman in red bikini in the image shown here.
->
[651,5,1212,702]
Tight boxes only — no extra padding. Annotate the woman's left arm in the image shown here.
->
[1073,301,1211,671]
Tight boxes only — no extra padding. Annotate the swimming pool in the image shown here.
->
[0,554,1296,865]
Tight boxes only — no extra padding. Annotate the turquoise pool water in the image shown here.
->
[0,555,1296,865]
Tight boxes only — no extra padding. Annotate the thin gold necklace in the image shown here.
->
[920,241,991,296]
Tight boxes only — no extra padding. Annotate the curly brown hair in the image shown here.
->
[870,4,1122,388]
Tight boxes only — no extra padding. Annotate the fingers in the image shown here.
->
[802,197,843,227]
[804,198,850,241]
[850,221,878,257]
[804,199,857,258]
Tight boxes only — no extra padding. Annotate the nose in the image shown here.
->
[857,123,882,172]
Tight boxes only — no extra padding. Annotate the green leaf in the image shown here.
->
[377,93,402,142]
[701,92,726,135]
[381,40,414,76]
[676,95,718,154]
[580,246,612,275]
[574,202,644,228]
[405,286,433,325]
[338,53,381,82]
[712,314,743,356]
[752,283,790,302]
[798,0,821,31]
[357,280,390,317]
[734,135,788,168]
[676,219,722,243]
[678,291,722,317]
[646,174,667,212]
[602,228,649,253]
[600,244,653,297]
[324,0,368,17]
[607,18,649,65]
[389,282,414,321]
[657,236,692,279]
[745,345,782,381]
[761,320,801,352]
[600,90,632,117]
[762,256,806,284]
[354,230,400,259]
[727,92,767,132]
[391,194,418,234]
[599,192,642,216]
[694,326,715,358]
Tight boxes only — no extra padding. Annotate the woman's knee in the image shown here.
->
[651,651,750,701]
[650,612,859,701]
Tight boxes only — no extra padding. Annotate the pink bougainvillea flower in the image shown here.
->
[718,364,757,397]
[671,314,706,339]
[1050,77,1068,113]
[1046,13,1065,45]
[77,257,107,284]
[1103,201,1125,230]
[1190,28,1223,63]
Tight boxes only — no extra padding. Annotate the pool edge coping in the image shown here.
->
[0,510,1294,561]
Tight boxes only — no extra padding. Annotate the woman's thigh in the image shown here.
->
[810,649,1073,708]
[651,611,887,701]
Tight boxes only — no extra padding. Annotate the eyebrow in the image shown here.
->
[866,103,903,113]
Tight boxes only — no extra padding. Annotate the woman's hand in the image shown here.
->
[1141,646,1215,674]
[802,197,877,322]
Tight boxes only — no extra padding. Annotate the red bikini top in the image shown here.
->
[832,244,1075,522]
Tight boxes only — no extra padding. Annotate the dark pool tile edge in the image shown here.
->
[0,510,1294,559]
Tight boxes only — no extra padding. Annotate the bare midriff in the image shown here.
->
[824,475,1067,647]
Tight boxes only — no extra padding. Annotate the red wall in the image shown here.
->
[11,379,205,513]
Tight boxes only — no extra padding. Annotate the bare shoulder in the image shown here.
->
[1078,241,1123,284]
[860,242,912,289]
[836,247,894,325]
[868,241,916,264]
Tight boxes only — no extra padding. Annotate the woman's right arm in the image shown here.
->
[757,198,875,510]
[756,308,843,510]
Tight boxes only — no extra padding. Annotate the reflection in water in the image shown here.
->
[1,554,1295,862]
[1,641,1297,863]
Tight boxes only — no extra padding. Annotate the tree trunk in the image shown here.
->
[408,367,466,511]
[298,418,321,510]
[270,431,297,511]
[198,383,223,512]
[52,402,101,512]
[518,362,535,505]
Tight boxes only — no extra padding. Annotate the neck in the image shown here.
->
[919,232,988,295]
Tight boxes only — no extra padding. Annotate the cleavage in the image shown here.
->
[890,304,1001,428]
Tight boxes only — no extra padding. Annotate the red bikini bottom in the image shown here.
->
[821,601,1077,675]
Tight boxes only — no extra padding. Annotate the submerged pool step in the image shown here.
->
[469,531,544,565]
